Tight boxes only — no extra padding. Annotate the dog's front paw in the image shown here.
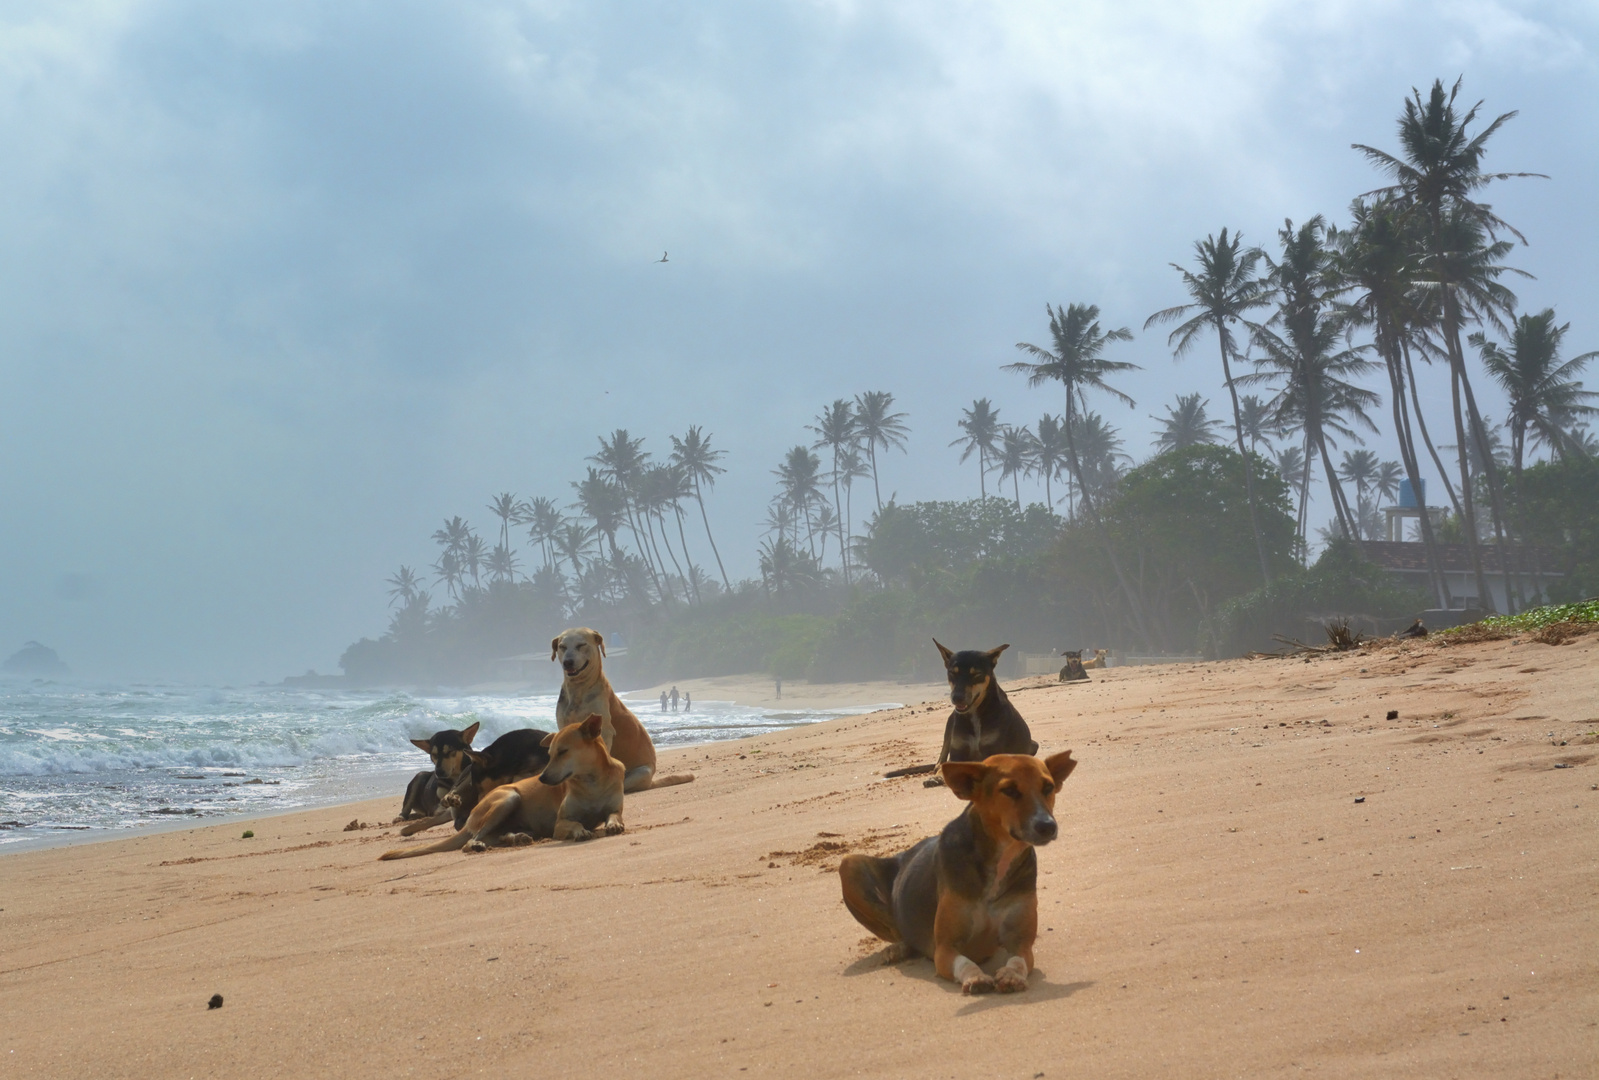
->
[602,817,624,836]
[463,839,488,853]
[993,968,1029,993]
[922,776,946,788]
[960,973,996,995]
[440,792,461,808]
[882,943,911,964]
[503,832,534,846]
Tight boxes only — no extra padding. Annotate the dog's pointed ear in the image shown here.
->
[941,762,989,801]
[592,630,605,657]
[539,731,555,749]
[409,738,433,753]
[1045,750,1078,787]
[551,636,563,661]
[579,714,604,740]
[933,639,953,666]
[985,644,1010,666]
[460,721,480,745]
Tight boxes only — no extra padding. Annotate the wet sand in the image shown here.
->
[1,632,1594,1078]
[622,673,947,711]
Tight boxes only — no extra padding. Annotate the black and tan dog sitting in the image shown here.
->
[841,750,1078,993]
[889,641,1038,787]
[1059,650,1089,683]
[400,725,553,836]
[395,722,481,830]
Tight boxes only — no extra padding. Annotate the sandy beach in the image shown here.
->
[2,632,1594,1079]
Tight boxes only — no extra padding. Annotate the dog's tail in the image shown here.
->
[839,854,903,944]
[379,826,475,861]
[646,771,695,788]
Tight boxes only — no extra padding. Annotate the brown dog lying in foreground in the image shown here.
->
[840,750,1078,994]
[552,627,693,793]
[378,715,625,860]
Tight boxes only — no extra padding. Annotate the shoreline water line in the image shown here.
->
[0,680,904,853]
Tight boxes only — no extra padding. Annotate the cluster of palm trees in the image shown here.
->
[385,426,736,618]
[760,391,909,590]
[991,78,1594,615]
[379,78,1593,631]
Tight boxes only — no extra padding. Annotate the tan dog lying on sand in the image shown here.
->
[1082,648,1108,670]
[379,715,626,860]
[840,750,1077,994]
[552,627,694,794]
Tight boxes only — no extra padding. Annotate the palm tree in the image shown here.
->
[571,468,627,561]
[637,464,689,603]
[1337,200,1454,604]
[523,497,565,571]
[589,429,665,592]
[836,445,871,559]
[1236,394,1274,456]
[1007,302,1150,644]
[809,399,858,580]
[1274,444,1313,551]
[951,399,1002,499]
[1245,221,1381,551]
[1031,414,1069,508]
[555,521,599,577]
[668,426,732,590]
[486,493,519,554]
[1355,77,1543,611]
[461,533,488,591]
[1472,309,1599,474]
[1338,449,1381,540]
[430,517,472,601]
[1145,228,1275,585]
[774,446,825,557]
[758,535,823,597]
[1069,411,1128,510]
[1374,459,1404,505]
[1151,393,1224,455]
[487,543,520,584]
[385,565,422,608]
[852,391,909,512]
[995,424,1033,508]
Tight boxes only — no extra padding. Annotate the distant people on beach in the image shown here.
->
[669,686,680,712]
[775,676,782,700]
[683,691,691,713]
[659,690,669,713]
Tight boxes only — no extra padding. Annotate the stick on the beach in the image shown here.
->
[882,763,937,778]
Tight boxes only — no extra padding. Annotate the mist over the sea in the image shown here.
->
[0,3,1595,682]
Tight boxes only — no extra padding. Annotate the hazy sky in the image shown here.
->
[2,1,1595,682]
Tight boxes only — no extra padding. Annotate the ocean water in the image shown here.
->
[0,681,900,849]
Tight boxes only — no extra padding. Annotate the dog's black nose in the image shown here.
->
[1031,815,1057,842]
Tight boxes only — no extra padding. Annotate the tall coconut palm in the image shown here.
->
[571,468,627,561]
[555,521,599,578]
[1245,220,1381,551]
[995,424,1033,509]
[523,497,565,572]
[486,543,520,585]
[1338,449,1381,540]
[836,445,870,560]
[486,493,519,554]
[1151,393,1225,455]
[386,565,422,608]
[1274,444,1313,552]
[637,464,690,603]
[1472,309,1599,474]
[809,399,858,580]
[853,391,909,512]
[774,446,825,557]
[1145,228,1275,585]
[1336,200,1454,604]
[589,429,666,593]
[1006,302,1150,644]
[1236,394,1274,456]
[1355,77,1543,611]
[1069,411,1128,509]
[460,533,488,591]
[1374,459,1404,505]
[951,399,1002,500]
[668,426,731,590]
[1031,414,1069,508]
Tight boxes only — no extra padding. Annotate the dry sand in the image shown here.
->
[2,633,1594,1079]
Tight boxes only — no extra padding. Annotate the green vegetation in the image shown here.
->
[330,78,1597,687]
[1439,599,1599,635]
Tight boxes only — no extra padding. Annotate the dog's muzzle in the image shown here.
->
[562,659,587,675]
[1024,814,1058,845]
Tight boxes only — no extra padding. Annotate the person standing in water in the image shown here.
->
[659,690,668,713]
[669,685,680,712]
[683,691,691,713]
[775,676,781,700]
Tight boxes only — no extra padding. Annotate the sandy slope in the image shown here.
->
[1,634,1594,1079]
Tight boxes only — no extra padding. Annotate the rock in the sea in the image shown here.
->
[1,641,69,676]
